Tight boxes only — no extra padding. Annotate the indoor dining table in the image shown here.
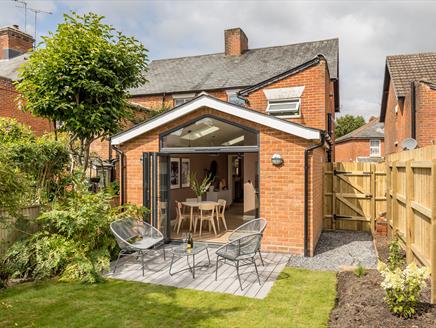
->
[181,200,220,232]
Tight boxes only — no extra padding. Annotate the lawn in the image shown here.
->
[0,268,336,328]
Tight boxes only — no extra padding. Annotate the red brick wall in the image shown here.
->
[119,106,324,254]
[415,82,436,147]
[335,139,384,162]
[224,28,248,56]
[246,59,331,131]
[0,78,52,135]
[0,28,33,59]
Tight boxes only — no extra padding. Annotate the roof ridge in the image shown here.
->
[336,119,379,141]
[387,51,436,59]
[150,38,338,63]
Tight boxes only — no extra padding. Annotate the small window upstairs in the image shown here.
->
[370,139,381,157]
[263,86,304,119]
[266,99,300,118]
[173,93,195,107]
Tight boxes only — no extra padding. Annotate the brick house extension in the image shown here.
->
[380,52,436,154]
[0,25,52,135]
[109,28,339,255]
[335,117,384,162]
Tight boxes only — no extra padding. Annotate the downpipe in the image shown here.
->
[112,145,125,206]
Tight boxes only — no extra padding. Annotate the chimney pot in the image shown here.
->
[12,25,19,30]
[224,28,248,56]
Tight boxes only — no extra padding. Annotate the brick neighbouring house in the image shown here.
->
[0,25,52,135]
[380,52,436,155]
[107,28,339,255]
[335,117,384,162]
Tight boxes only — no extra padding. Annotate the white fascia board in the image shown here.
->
[111,96,320,145]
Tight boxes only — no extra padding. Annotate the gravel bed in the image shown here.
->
[287,231,378,271]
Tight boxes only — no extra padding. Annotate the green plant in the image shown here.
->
[378,261,429,319]
[388,237,405,270]
[3,175,146,283]
[354,263,366,278]
[189,173,213,197]
[335,114,365,138]
[16,12,148,171]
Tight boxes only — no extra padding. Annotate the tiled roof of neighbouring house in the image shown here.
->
[130,38,339,96]
[386,52,436,97]
[336,118,384,143]
[0,54,28,80]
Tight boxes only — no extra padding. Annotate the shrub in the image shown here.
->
[3,175,145,283]
[378,261,429,319]
[388,237,405,270]
[354,263,366,278]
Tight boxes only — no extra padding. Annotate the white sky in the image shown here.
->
[2,0,436,120]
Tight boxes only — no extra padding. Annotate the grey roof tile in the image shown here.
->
[387,52,436,97]
[0,54,28,80]
[336,118,384,143]
[130,38,338,95]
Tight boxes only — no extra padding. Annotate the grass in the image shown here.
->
[0,268,336,328]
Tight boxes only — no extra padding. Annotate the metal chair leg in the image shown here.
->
[113,250,123,273]
[141,251,145,276]
[236,260,243,290]
[162,245,166,260]
[215,257,219,280]
[253,258,261,285]
[258,250,265,266]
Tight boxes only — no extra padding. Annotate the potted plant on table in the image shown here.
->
[190,173,213,202]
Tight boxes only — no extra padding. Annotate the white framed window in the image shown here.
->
[173,93,195,107]
[266,99,301,118]
[370,139,381,157]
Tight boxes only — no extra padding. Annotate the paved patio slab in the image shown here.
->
[106,244,289,299]
[287,231,378,271]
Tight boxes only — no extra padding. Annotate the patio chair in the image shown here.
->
[174,201,190,234]
[197,203,217,236]
[215,233,263,290]
[216,199,228,231]
[110,218,166,276]
[228,218,267,266]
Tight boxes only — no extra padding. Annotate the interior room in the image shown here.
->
[169,152,258,243]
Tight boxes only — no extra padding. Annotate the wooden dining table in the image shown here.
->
[181,201,220,232]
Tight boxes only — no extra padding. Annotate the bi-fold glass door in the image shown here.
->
[143,152,171,241]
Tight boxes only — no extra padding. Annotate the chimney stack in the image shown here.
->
[224,28,248,56]
[0,25,34,60]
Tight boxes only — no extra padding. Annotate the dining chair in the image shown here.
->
[174,201,190,234]
[216,199,228,232]
[198,203,217,236]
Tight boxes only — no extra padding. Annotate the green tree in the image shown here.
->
[335,115,366,138]
[16,12,148,171]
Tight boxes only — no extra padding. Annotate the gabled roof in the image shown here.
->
[336,118,384,143]
[380,52,436,121]
[129,38,339,96]
[111,95,321,145]
[0,54,28,80]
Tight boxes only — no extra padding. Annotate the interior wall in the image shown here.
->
[169,153,228,219]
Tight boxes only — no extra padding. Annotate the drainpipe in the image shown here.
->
[411,81,417,139]
[304,132,326,257]
[112,145,125,206]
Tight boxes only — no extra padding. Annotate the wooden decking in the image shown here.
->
[106,245,289,299]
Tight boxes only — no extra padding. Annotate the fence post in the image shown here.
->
[391,161,399,237]
[431,159,436,304]
[386,160,392,237]
[405,160,414,264]
[370,164,376,234]
[332,162,337,230]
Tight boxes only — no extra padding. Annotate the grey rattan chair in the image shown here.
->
[228,218,267,266]
[110,218,166,276]
[215,233,263,290]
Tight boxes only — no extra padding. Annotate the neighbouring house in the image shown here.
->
[380,52,436,155]
[107,28,339,255]
[335,117,384,162]
[0,25,53,135]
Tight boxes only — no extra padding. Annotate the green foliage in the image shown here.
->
[15,12,148,170]
[388,238,405,270]
[0,117,34,145]
[335,114,366,138]
[189,172,213,196]
[3,176,147,283]
[354,263,366,278]
[378,261,429,319]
